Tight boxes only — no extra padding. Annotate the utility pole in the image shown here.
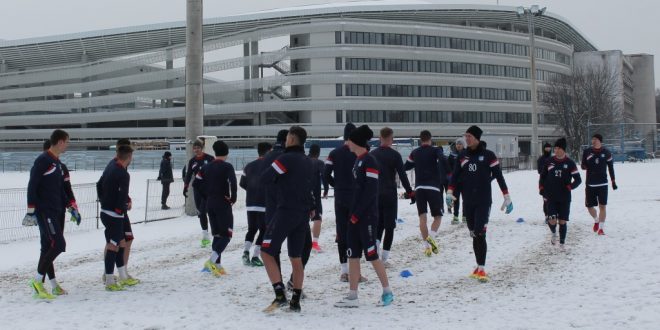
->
[185,0,204,215]
[517,5,546,166]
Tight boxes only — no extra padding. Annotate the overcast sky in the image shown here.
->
[0,0,657,87]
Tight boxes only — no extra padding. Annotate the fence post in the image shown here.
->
[144,179,150,224]
[96,198,100,229]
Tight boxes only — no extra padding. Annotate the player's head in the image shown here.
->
[380,127,394,146]
[343,122,356,141]
[287,126,307,147]
[348,125,374,154]
[193,139,204,156]
[419,130,432,144]
[257,142,272,157]
[49,129,69,154]
[308,144,321,158]
[455,137,465,151]
[591,134,603,149]
[116,145,134,167]
[213,140,229,157]
[554,137,567,158]
[464,125,482,149]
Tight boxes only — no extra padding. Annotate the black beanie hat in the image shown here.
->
[349,125,373,148]
[466,125,483,140]
[257,142,272,156]
[543,142,552,149]
[554,137,567,151]
[213,140,229,156]
[163,151,172,158]
[276,129,289,143]
[343,122,356,141]
[592,134,603,143]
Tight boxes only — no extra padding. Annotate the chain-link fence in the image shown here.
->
[0,150,257,173]
[143,178,187,223]
[0,183,99,243]
[587,123,659,161]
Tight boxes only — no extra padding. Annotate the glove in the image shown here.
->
[406,191,416,205]
[445,190,456,208]
[322,192,328,199]
[612,181,618,190]
[566,184,572,191]
[183,187,188,198]
[69,207,81,226]
[22,213,38,226]
[350,214,359,224]
[500,194,513,214]
[538,186,544,196]
[225,196,236,206]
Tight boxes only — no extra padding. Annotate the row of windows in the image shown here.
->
[338,31,571,65]
[344,110,532,124]
[341,57,563,81]
[341,84,531,101]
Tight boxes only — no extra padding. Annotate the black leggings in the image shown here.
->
[302,225,312,268]
[161,182,171,205]
[473,234,487,266]
[245,212,266,246]
[453,189,461,217]
[377,226,394,251]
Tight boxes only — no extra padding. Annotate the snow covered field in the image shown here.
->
[1,162,659,329]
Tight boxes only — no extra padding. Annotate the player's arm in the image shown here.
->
[607,151,616,189]
[323,152,335,187]
[403,151,415,171]
[228,164,238,204]
[569,162,582,190]
[351,163,378,223]
[395,154,413,193]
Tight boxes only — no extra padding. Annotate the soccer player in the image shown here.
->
[581,133,617,235]
[239,142,272,266]
[308,143,328,252]
[193,141,237,276]
[262,130,288,274]
[447,138,466,224]
[25,130,70,299]
[539,138,581,248]
[97,138,139,285]
[334,125,393,308]
[260,126,315,313]
[370,127,414,263]
[537,142,553,222]
[324,123,362,282]
[447,126,513,282]
[183,139,215,247]
[403,130,451,257]
[98,145,135,291]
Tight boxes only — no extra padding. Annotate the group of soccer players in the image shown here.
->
[23,126,616,312]
[537,134,617,249]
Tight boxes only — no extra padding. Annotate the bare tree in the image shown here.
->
[540,65,623,158]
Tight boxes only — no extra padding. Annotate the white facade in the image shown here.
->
[0,1,648,152]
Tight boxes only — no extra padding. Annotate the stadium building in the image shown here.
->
[0,1,655,151]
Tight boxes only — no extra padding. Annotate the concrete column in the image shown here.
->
[243,40,259,102]
[81,52,89,113]
[185,0,204,215]
[165,48,174,108]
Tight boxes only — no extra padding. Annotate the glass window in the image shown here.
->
[336,84,342,96]
[335,31,342,44]
[335,57,342,70]
[336,110,343,123]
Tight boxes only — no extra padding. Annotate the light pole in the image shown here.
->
[185,0,204,215]
[517,5,546,166]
